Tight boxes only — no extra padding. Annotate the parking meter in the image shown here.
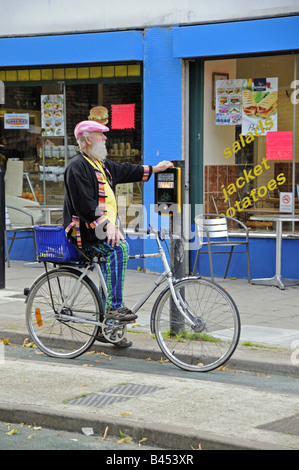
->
[154,167,181,215]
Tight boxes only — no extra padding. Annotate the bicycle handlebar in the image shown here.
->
[125,226,170,239]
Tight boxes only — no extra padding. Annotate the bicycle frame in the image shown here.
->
[96,228,197,327]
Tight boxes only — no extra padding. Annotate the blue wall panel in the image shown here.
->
[0,30,143,67]
[143,27,183,272]
[173,15,299,58]
[6,231,36,261]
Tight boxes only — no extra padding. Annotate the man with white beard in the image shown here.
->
[63,120,173,347]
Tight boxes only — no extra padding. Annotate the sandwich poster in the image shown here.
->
[241,77,278,135]
[41,94,64,137]
[215,79,243,126]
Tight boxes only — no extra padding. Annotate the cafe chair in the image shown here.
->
[192,213,250,282]
[5,206,36,267]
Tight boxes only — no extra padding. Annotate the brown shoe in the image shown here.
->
[105,307,137,322]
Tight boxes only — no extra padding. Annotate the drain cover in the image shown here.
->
[68,383,164,408]
[257,414,299,436]
[103,383,163,396]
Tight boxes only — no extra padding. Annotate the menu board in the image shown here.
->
[215,79,243,126]
[41,94,64,136]
[241,77,278,135]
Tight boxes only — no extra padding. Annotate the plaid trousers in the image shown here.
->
[97,240,128,311]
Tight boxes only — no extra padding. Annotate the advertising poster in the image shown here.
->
[41,94,64,136]
[241,77,278,135]
[4,113,29,129]
[215,79,243,126]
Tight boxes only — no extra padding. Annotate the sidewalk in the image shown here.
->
[0,261,298,450]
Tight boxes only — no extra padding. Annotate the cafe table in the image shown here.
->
[250,213,299,290]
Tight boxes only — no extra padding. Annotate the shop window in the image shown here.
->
[204,54,299,233]
[0,64,142,226]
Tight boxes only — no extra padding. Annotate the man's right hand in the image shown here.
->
[106,222,125,247]
[152,161,174,173]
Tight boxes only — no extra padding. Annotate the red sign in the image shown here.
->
[111,104,135,129]
[266,131,293,160]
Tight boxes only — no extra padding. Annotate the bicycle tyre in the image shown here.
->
[26,267,103,359]
[152,276,240,372]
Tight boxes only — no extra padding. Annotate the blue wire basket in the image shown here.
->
[33,225,79,263]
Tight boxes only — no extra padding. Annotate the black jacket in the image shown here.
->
[63,152,152,246]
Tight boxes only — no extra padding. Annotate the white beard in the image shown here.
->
[89,140,107,161]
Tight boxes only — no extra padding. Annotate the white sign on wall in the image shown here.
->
[4,113,29,129]
[280,192,293,213]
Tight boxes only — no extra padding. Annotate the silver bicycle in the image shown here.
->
[25,226,241,372]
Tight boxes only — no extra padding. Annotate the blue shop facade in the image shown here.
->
[1,15,299,280]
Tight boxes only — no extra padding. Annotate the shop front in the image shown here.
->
[0,28,183,268]
[175,15,299,279]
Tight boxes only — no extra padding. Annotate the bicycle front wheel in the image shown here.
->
[26,268,103,359]
[152,277,240,372]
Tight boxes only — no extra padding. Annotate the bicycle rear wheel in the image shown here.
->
[26,268,103,359]
[152,277,240,372]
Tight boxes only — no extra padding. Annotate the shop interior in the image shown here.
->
[0,64,142,226]
[203,53,299,232]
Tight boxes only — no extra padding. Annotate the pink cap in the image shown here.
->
[74,120,109,140]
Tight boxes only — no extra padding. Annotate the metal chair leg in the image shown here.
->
[224,246,234,279]
[192,248,200,276]
[4,231,10,268]
[246,244,251,282]
[207,245,214,282]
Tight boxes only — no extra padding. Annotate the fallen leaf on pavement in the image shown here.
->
[1,338,11,346]
[118,436,133,444]
[99,426,109,442]
[139,438,148,446]
[157,357,169,363]
[191,442,202,450]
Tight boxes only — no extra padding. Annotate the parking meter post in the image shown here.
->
[169,160,185,334]
[0,166,5,289]
[169,160,185,278]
